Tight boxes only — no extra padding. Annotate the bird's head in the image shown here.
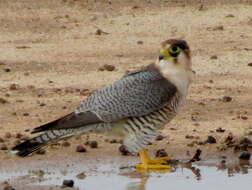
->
[157,39,192,72]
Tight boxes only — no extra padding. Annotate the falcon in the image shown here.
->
[12,39,193,170]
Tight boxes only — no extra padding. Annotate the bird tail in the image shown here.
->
[12,128,74,157]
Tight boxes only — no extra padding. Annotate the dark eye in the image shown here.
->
[171,46,178,52]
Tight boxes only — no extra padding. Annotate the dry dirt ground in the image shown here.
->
[0,0,252,186]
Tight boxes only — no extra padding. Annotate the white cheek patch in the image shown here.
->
[157,58,193,99]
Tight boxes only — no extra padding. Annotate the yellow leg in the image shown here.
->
[135,149,173,170]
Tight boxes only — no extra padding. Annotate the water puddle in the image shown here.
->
[1,159,252,189]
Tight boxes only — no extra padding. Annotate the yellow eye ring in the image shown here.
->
[168,46,180,54]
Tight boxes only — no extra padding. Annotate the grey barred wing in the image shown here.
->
[76,69,177,122]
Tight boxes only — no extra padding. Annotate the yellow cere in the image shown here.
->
[159,48,171,58]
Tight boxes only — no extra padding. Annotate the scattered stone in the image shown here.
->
[155,135,164,141]
[62,141,71,147]
[212,25,224,31]
[224,133,235,146]
[205,136,217,144]
[155,149,168,157]
[187,142,194,147]
[98,64,115,71]
[198,102,205,106]
[109,139,121,144]
[9,83,19,90]
[3,183,15,190]
[226,14,235,18]
[5,132,11,139]
[89,141,98,148]
[39,103,46,107]
[185,135,194,139]
[0,98,8,104]
[16,46,31,49]
[62,179,74,187]
[76,172,86,180]
[188,149,202,162]
[137,40,143,45]
[239,151,251,160]
[3,68,11,72]
[0,137,4,143]
[119,145,131,156]
[0,144,8,150]
[95,28,109,35]
[210,55,218,59]
[248,63,252,67]
[23,113,29,116]
[222,96,232,102]
[216,127,225,133]
[76,145,87,153]
[241,116,248,120]
[36,149,46,155]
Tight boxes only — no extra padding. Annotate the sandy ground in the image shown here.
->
[0,1,252,187]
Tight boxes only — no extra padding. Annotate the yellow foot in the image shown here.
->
[135,162,172,170]
[136,149,175,171]
[148,156,173,165]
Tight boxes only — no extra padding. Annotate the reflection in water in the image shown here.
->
[123,160,252,190]
[1,160,252,190]
[127,177,149,190]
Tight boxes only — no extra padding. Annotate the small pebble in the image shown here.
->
[222,96,232,102]
[185,135,194,139]
[155,135,164,141]
[239,151,251,160]
[137,40,143,45]
[119,145,131,156]
[95,29,109,35]
[62,179,74,187]
[23,113,29,116]
[89,141,98,148]
[248,63,252,67]
[0,98,8,104]
[226,14,235,18]
[109,139,120,144]
[9,84,19,90]
[155,149,168,157]
[98,64,115,71]
[205,136,217,144]
[3,184,15,190]
[0,144,8,150]
[39,103,46,107]
[76,145,86,153]
[3,68,11,72]
[210,55,218,59]
[76,172,86,180]
[216,127,225,133]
